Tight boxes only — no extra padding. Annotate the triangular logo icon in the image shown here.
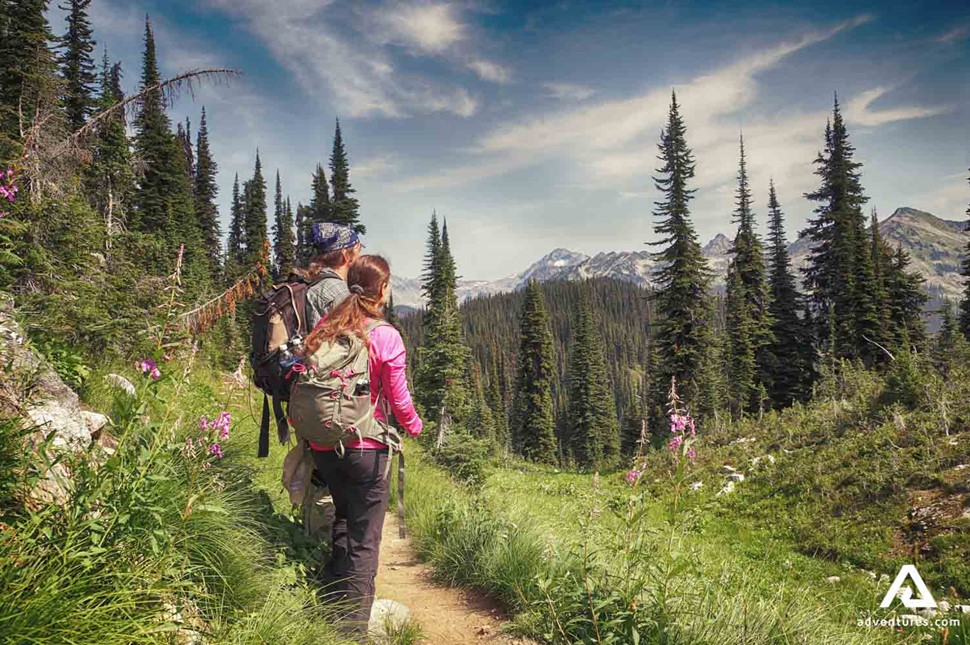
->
[879,565,937,609]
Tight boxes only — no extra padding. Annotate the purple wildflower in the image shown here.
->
[625,469,643,486]
[208,443,224,459]
[687,446,696,462]
[668,435,683,453]
[136,358,159,378]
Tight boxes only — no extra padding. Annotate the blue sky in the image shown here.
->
[54,0,970,279]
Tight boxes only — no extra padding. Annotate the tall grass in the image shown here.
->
[402,448,934,644]
[0,361,352,645]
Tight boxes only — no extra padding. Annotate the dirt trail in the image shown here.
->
[376,513,533,644]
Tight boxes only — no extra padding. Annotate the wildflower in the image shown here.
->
[687,446,696,462]
[198,416,209,432]
[625,469,643,486]
[208,443,224,459]
[668,435,683,453]
[136,358,159,377]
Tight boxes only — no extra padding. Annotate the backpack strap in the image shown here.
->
[272,395,289,445]
[258,393,270,458]
[396,451,406,538]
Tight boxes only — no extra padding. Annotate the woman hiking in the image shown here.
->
[299,254,423,634]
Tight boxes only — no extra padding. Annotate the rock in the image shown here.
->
[368,598,410,638]
[955,604,970,614]
[105,373,137,397]
[918,608,938,619]
[81,411,110,437]
[721,465,737,474]
[717,481,736,496]
[726,473,745,483]
[826,576,841,584]
[690,481,703,491]
[954,464,969,471]
[937,600,952,613]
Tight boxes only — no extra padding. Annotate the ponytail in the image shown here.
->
[302,255,391,355]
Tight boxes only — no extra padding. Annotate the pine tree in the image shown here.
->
[193,107,221,281]
[243,151,267,268]
[309,163,331,223]
[960,170,970,339]
[175,117,194,179]
[802,96,882,364]
[486,361,510,451]
[650,91,712,407]
[421,211,442,324]
[566,296,620,470]
[869,209,891,338]
[328,117,363,232]
[385,291,400,327]
[295,202,312,265]
[132,16,201,286]
[620,397,645,458]
[0,0,57,154]
[511,279,557,464]
[225,173,244,280]
[87,50,134,242]
[467,367,496,444]
[272,170,295,278]
[764,180,812,405]
[724,136,773,413]
[58,0,96,132]
[936,298,958,374]
[414,217,471,427]
[884,245,927,350]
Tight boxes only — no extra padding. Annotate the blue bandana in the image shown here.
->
[311,222,361,253]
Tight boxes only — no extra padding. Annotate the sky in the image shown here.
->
[52,0,970,280]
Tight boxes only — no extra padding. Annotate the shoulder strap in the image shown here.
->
[364,319,390,334]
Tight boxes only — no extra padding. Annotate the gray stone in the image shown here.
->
[937,600,952,613]
[717,481,736,496]
[826,576,841,584]
[721,465,737,474]
[954,604,970,614]
[81,411,109,437]
[368,598,410,638]
[105,373,137,398]
[726,473,746,483]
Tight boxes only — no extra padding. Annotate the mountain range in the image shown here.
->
[390,207,968,311]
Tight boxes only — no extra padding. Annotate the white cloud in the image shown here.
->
[206,0,478,118]
[354,154,400,179]
[376,3,466,54]
[397,17,876,194]
[919,173,969,220]
[936,24,970,45]
[467,59,512,84]
[543,82,597,101]
[845,86,950,127]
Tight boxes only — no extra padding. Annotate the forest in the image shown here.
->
[2,0,970,643]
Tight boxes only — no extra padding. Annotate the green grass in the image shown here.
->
[401,356,970,645]
[0,359,353,645]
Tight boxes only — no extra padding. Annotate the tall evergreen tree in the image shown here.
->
[650,91,712,407]
[415,217,471,426]
[243,151,268,267]
[420,211,442,324]
[225,172,244,280]
[724,136,773,413]
[884,245,927,350]
[566,296,620,470]
[0,0,57,154]
[486,361,510,451]
[132,18,208,289]
[511,279,557,464]
[272,171,295,278]
[802,96,883,364]
[329,117,363,232]
[309,163,331,223]
[58,0,96,132]
[960,170,970,339]
[193,107,220,281]
[295,202,312,265]
[764,180,812,406]
[88,50,134,241]
[175,117,194,179]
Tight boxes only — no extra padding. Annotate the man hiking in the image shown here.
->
[301,222,363,328]
[297,222,363,544]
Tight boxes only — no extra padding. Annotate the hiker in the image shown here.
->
[301,222,362,329]
[300,254,423,633]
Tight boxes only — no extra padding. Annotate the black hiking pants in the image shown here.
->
[312,447,389,633]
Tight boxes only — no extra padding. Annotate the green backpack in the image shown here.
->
[288,320,403,453]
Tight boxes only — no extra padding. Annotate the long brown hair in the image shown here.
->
[302,255,390,355]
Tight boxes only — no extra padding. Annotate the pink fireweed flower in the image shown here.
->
[199,416,210,432]
[208,443,224,459]
[687,446,696,462]
[149,367,161,380]
[136,358,159,377]
[668,435,683,453]
[626,469,643,486]
[670,414,688,434]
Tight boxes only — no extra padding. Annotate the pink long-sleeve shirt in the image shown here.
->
[308,320,423,452]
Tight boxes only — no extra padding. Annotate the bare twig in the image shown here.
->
[861,335,896,362]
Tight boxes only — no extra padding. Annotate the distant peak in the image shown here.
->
[702,233,732,255]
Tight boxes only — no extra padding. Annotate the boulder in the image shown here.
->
[826,576,841,584]
[726,473,745,483]
[0,295,109,506]
[717,481,736,496]
[937,600,952,613]
[368,598,410,638]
